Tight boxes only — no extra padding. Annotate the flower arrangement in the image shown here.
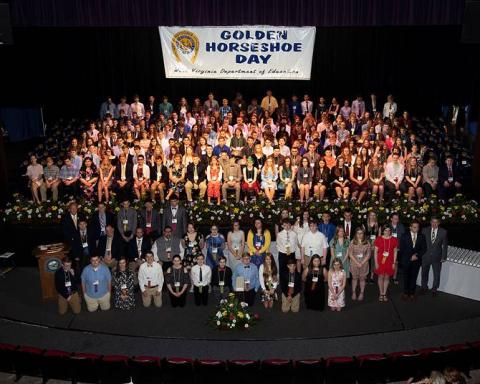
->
[209,293,259,330]
[1,193,479,227]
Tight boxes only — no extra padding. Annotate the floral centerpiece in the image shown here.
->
[209,293,259,330]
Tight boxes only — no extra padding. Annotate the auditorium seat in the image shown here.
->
[261,358,293,383]
[294,359,325,383]
[227,359,259,384]
[443,343,472,375]
[418,346,451,372]
[0,343,17,375]
[99,354,131,384]
[195,359,226,384]
[163,357,194,384]
[325,356,356,384]
[130,356,162,384]
[42,349,71,382]
[387,350,423,382]
[13,345,44,381]
[356,354,388,384]
[69,352,101,383]
[469,340,480,369]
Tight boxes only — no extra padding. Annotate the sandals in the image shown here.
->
[358,292,364,301]
[351,293,357,301]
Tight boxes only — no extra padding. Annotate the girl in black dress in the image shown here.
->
[302,254,326,311]
[165,255,190,308]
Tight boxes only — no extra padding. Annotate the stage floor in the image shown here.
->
[1,267,480,358]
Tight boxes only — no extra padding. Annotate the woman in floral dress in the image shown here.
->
[166,153,185,200]
[328,258,346,311]
[112,258,135,310]
[181,223,204,270]
[79,157,98,201]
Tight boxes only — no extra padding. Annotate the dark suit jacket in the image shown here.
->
[161,204,188,238]
[150,164,169,183]
[391,223,406,243]
[62,213,84,247]
[97,233,124,260]
[72,228,96,259]
[128,236,152,262]
[185,162,207,183]
[114,162,133,182]
[422,226,448,262]
[139,208,161,235]
[89,211,115,241]
[438,165,462,184]
[399,231,427,267]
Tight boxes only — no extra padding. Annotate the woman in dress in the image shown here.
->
[374,225,399,302]
[329,226,350,277]
[181,223,204,271]
[112,258,135,310]
[348,228,371,301]
[97,155,114,203]
[314,158,330,201]
[332,156,350,200]
[302,254,326,311]
[259,253,279,309]
[328,258,346,311]
[404,156,423,203]
[165,255,190,308]
[242,157,260,201]
[260,157,278,204]
[205,225,226,269]
[166,153,186,200]
[79,157,99,201]
[350,156,369,203]
[247,218,271,267]
[297,157,313,203]
[364,211,381,283]
[226,221,245,270]
[206,156,223,205]
[368,156,385,201]
[278,156,295,200]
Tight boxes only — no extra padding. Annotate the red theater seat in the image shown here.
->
[13,345,44,380]
[130,356,162,384]
[325,356,356,384]
[163,357,194,384]
[69,352,101,384]
[42,349,71,382]
[0,343,17,374]
[295,359,325,382]
[387,351,423,382]
[356,354,388,384]
[99,355,131,384]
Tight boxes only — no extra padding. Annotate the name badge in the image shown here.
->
[212,177,217,181]
[171,218,177,224]
[339,177,344,181]
[189,242,195,247]
[48,177,53,181]
[82,242,88,248]
[219,281,225,286]
[255,242,262,248]
[312,277,318,283]
[462,160,467,165]
[194,176,199,181]
[319,179,323,183]
[86,176,91,181]
[245,279,250,285]
[139,177,144,181]
[68,176,73,180]
[93,280,99,286]
[121,176,126,181]
[357,176,363,181]
[229,175,234,181]
[174,282,181,288]
[121,284,127,290]
[303,173,308,178]
[411,177,416,182]
[357,253,364,259]
[392,233,397,238]
[212,247,218,254]
[201,150,206,155]
[146,223,152,228]
[448,177,453,182]
[310,162,315,168]
[65,281,72,287]
[370,235,376,240]
[166,247,171,253]
[382,251,389,257]
[337,252,342,257]
[285,178,290,183]
[247,179,253,183]
[122,219,128,225]
[288,282,295,288]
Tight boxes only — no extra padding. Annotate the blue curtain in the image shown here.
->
[0,108,45,142]
[10,0,464,27]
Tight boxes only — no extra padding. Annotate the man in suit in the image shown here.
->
[96,224,124,260]
[62,201,83,250]
[342,209,354,241]
[117,199,138,254]
[162,196,188,238]
[399,220,427,301]
[89,202,115,244]
[390,212,406,284]
[438,156,463,199]
[74,219,97,271]
[128,227,152,282]
[184,154,207,203]
[114,153,133,202]
[421,216,448,297]
[138,200,161,241]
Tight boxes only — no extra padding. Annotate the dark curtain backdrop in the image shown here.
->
[9,0,465,27]
[0,26,478,121]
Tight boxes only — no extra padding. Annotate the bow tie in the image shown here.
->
[244,266,250,269]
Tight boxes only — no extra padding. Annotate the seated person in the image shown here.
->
[438,155,462,199]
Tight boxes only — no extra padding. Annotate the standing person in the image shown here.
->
[117,199,137,255]
[364,211,380,283]
[374,225,398,302]
[226,221,245,271]
[276,219,299,274]
[280,259,301,313]
[162,196,188,239]
[329,226,350,276]
[318,212,336,244]
[138,251,164,308]
[259,253,279,309]
[165,255,190,308]
[328,258,346,311]
[232,253,260,307]
[190,254,212,306]
[112,258,135,310]
[399,220,427,301]
[211,256,233,299]
[181,223,204,271]
[247,218,271,267]
[390,212,405,285]
[421,216,448,297]
[139,200,161,241]
[81,255,112,312]
[205,225,226,269]
[301,221,328,268]
[302,255,326,311]
[54,257,81,315]
[348,228,371,301]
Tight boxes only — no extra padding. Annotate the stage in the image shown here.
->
[1,267,480,359]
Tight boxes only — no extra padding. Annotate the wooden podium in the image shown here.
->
[34,243,69,300]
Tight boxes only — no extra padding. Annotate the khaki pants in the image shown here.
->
[142,287,163,307]
[84,292,111,312]
[58,292,81,315]
[43,181,59,201]
[222,181,241,202]
[185,180,207,201]
[281,293,300,313]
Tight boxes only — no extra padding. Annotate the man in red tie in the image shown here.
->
[343,209,353,240]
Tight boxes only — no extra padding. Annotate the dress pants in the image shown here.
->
[403,260,421,295]
[421,258,442,290]
[169,291,187,308]
[194,285,209,306]
[281,293,300,313]
[142,287,163,307]
[236,289,255,307]
[58,292,81,315]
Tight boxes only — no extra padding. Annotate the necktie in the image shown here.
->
[137,238,141,251]
[431,230,436,243]
[194,165,198,180]
[72,215,77,229]
[199,266,203,282]
[345,223,350,237]
[413,233,417,247]
[448,167,453,178]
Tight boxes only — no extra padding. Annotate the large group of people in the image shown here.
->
[25,91,471,206]
[55,197,448,315]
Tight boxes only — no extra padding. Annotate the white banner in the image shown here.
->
[159,26,316,80]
